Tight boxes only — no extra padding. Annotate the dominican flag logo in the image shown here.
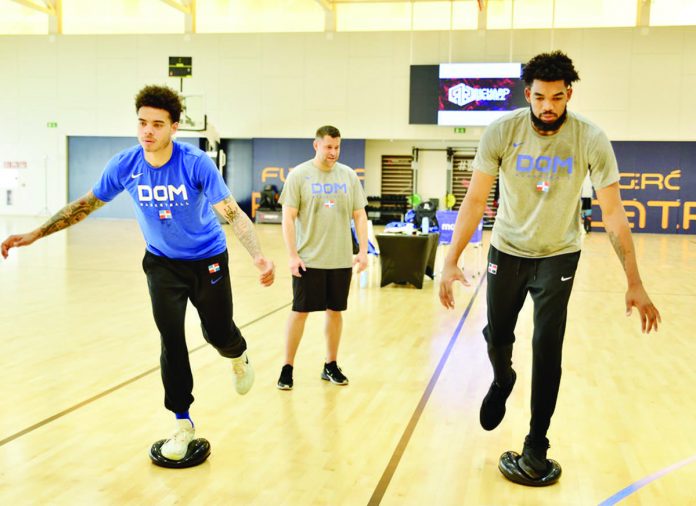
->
[323,200,336,208]
[159,209,172,220]
[536,181,550,193]
[208,263,221,274]
[488,262,498,275]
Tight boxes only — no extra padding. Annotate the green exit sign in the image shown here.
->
[47,122,58,128]
[453,127,466,134]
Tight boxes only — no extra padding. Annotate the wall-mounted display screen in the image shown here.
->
[410,63,528,126]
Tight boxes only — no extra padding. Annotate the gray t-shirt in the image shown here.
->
[279,159,367,269]
[473,108,620,258]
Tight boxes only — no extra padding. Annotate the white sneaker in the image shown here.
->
[231,351,255,395]
[160,419,195,461]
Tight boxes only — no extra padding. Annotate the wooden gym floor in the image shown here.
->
[0,216,694,505]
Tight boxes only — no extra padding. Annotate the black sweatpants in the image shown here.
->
[142,250,247,414]
[483,245,580,440]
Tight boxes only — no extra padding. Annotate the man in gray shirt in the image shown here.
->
[439,51,661,486]
[277,125,368,390]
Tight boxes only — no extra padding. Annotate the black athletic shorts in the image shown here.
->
[292,267,353,312]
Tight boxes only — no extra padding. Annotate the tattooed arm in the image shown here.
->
[213,196,275,287]
[214,196,263,258]
[596,183,641,284]
[596,182,661,333]
[1,191,105,259]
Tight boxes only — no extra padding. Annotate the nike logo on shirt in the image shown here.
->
[131,172,144,179]
[561,276,573,281]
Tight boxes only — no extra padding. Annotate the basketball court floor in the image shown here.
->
[0,217,694,505]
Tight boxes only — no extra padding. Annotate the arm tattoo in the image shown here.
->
[39,194,105,238]
[219,196,238,223]
[219,197,262,258]
[607,230,627,269]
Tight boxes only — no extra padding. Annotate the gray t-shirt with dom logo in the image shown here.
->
[473,108,620,258]
[279,159,367,269]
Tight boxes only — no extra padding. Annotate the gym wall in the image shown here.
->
[0,26,694,216]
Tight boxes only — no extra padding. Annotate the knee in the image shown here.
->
[290,311,309,323]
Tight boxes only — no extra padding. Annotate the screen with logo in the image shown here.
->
[409,63,527,126]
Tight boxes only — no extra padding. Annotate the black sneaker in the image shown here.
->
[479,369,516,431]
[518,435,551,480]
[277,364,293,390]
[321,361,349,385]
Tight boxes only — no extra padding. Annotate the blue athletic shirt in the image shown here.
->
[92,141,231,260]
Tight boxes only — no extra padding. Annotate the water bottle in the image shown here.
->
[421,216,429,234]
[360,269,368,288]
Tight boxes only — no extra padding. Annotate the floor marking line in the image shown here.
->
[368,276,486,505]
[597,453,696,505]
[0,302,292,447]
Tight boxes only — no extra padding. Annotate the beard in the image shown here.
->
[530,107,567,132]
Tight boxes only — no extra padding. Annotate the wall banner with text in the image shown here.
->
[592,141,696,234]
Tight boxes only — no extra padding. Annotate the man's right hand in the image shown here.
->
[1,231,40,259]
[439,261,470,309]
[289,254,306,278]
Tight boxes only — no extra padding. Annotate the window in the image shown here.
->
[650,0,696,26]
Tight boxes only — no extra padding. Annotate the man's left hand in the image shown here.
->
[625,283,661,333]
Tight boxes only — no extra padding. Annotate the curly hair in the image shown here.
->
[134,85,183,124]
[521,51,580,86]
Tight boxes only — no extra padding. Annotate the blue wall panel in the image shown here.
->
[591,141,696,234]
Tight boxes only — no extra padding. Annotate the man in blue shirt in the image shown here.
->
[1,85,275,461]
